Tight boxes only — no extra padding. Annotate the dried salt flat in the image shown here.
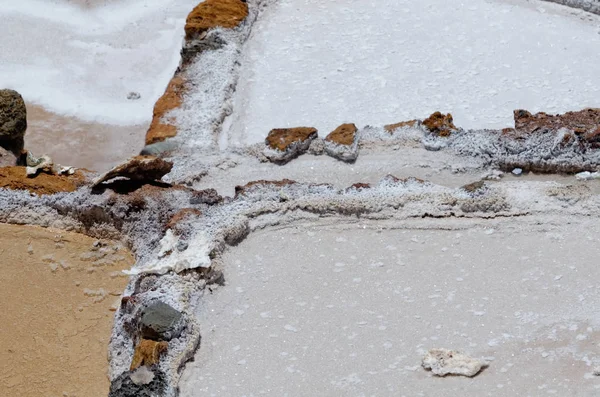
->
[0,0,194,169]
[179,219,600,396]
[222,0,600,147]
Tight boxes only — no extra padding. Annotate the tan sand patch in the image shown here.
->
[0,224,133,397]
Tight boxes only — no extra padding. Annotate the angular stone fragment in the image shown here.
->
[264,127,318,164]
[130,339,169,370]
[422,112,458,137]
[422,348,486,377]
[140,301,183,341]
[324,123,359,162]
[92,155,173,187]
[0,146,17,167]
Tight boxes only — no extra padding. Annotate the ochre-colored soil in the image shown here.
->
[130,339,169,370]
[0,166,87,195]
[0,223,133,397]
[145,76,186,145]
[185,0,249,40]
[384,119,418,133]
[265,127,318,151]
[325,123,357,146]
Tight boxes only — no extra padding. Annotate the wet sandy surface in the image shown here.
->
[25,104,145,172]
[180,218,600,396]
[0,224,133,397]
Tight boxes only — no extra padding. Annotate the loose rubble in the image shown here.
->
[422,348,486,377]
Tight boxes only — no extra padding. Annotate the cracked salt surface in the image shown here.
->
[179,220,600,395]
[224,0,600,146]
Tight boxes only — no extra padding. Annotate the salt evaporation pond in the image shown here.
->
[0,0,194,170]
[223,0,600,147]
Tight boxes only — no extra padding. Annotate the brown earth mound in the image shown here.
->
[0,166,86,195]
[185,0,249,40]
[265,127,318,152]
[325,123,358,146]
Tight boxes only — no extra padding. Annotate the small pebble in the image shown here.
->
[511,168,523,176]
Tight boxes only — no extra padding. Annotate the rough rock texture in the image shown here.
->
[0,166,85,195]
[145,77,186,146]
[0,89,27,153]
[92,156,173,187]
[422,348,486,377]
[130,339,169,370]
[423,112,458,137]
[140,301,183,341]
[324,123,359,162]
[185,0,249,40]
[0,146,17,167]
[264,127,318,164]
[384,119,419,133]
[325,123,357,146]
[513,108,600,147]
[109,366,167,397]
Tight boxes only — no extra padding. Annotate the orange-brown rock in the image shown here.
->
[265,127,318,152]
[166,208,202,234]
[0,166,86,195]
[422,112,457,137]
[145,76,186,145]
[325,123,357,146]
[130,339,169,371]
[185,0,249,40]
[384,120,419,133]
[513,108,600,145]
[92,156,173,187]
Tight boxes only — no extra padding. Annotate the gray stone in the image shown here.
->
[0,146,17,167]
[127,92,141,100]
[0,89,27,153]
[140,301,183,341]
